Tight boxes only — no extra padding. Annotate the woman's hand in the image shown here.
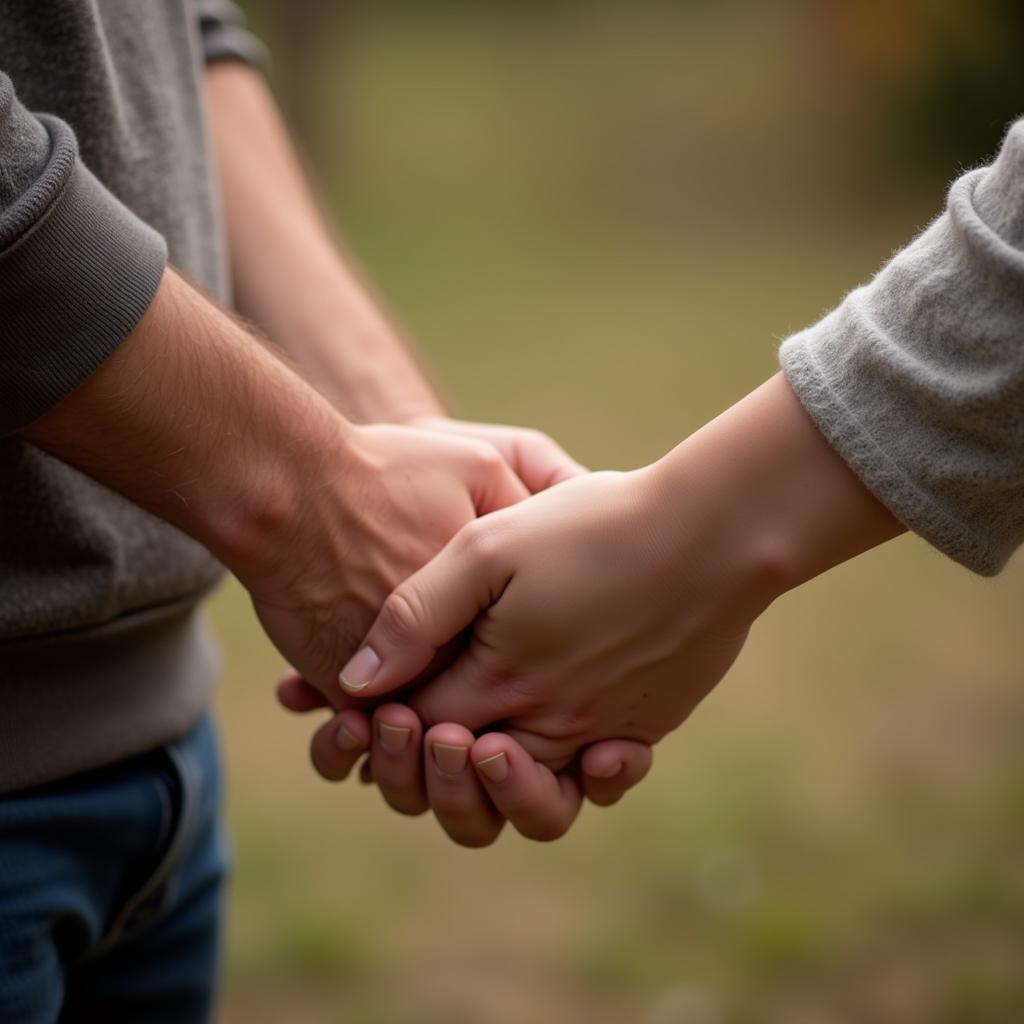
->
[336,375,903,766]
[336,467,754,764]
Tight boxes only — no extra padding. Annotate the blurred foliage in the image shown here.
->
[219,3,1024,1022]
[818,0,1024,173]
[246,0,1024,185]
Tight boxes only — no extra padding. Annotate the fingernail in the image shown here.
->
[335,724,363,751]
[339,646,380,693]
[378,722,411,756]
[474,751,509,783]
[591,761,623,779]
[432,743,468,775]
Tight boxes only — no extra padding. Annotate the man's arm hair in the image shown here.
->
[19,267,357,578]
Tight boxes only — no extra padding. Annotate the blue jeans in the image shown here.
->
[0,713,229,1022]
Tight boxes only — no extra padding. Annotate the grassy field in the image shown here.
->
[216,5,1024,1021]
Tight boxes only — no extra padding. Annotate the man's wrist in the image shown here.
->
[210,402,367,585]
[21,267,372,589]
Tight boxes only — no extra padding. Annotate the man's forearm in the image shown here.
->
[204,61,444,424]
[20,267,359,579]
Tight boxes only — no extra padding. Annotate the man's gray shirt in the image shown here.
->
[0,0,262,791]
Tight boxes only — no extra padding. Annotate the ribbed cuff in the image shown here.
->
[198,0,270,68]
[779,331,1006,577]
[0,115,167,435]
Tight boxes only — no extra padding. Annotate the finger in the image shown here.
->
[470,733,582,842]
[424,724,505,848]
[369,704,429,816]
[499,727,584,769]
[511,431,588,492]
[580,740,654,807]
[277,672,371,716]
[406,642,519,734]
[467,443,531,515]
[338,521,512,700]
[277,672,331,712]
[309,709,371,782]
[428,418,588,493]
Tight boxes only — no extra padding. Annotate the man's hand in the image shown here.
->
[334,375,904,766]
[404,416,587,492]
[18,269,531,712]
[203,59,655,837]
[241,422,531,706]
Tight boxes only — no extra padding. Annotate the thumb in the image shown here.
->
[338,521,512,699]
[514,434,588,492]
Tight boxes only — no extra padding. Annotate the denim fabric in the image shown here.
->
[0,713,229,1023]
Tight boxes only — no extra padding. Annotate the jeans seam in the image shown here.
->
[90,739,200,956]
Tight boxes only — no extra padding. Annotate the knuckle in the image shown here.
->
[378,588,423,644]
[456,518,499,565]
[471,440,505,475]
[541,708,596,742]
[523,427,549,450]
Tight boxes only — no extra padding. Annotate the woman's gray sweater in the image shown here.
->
[781,119,1024,577]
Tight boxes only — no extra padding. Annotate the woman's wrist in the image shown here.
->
[641,373,904,615]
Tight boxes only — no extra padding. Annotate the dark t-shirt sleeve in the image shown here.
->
[0,72,167,435]
[195,0,269,68]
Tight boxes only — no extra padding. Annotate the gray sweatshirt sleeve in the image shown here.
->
[195,0,268,68]
[0,73,167,436]
[779,118,1024,576]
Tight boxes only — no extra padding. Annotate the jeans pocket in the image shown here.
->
[97,739,197,949]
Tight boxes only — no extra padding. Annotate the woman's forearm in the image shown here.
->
[645,372,906,612]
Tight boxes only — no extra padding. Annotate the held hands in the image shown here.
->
[277,673,653,847]
[336,465,761,767]
[264,418,654,845]
[241,421,529,708]
[324,375,905,843]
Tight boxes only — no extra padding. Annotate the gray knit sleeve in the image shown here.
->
[195,0,269,68]
[0,72,167,435]
[779,118,1024,576]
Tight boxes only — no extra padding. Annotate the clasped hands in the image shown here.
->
[250,413,766,848]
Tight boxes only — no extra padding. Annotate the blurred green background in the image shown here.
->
[213,2,1024,1021]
